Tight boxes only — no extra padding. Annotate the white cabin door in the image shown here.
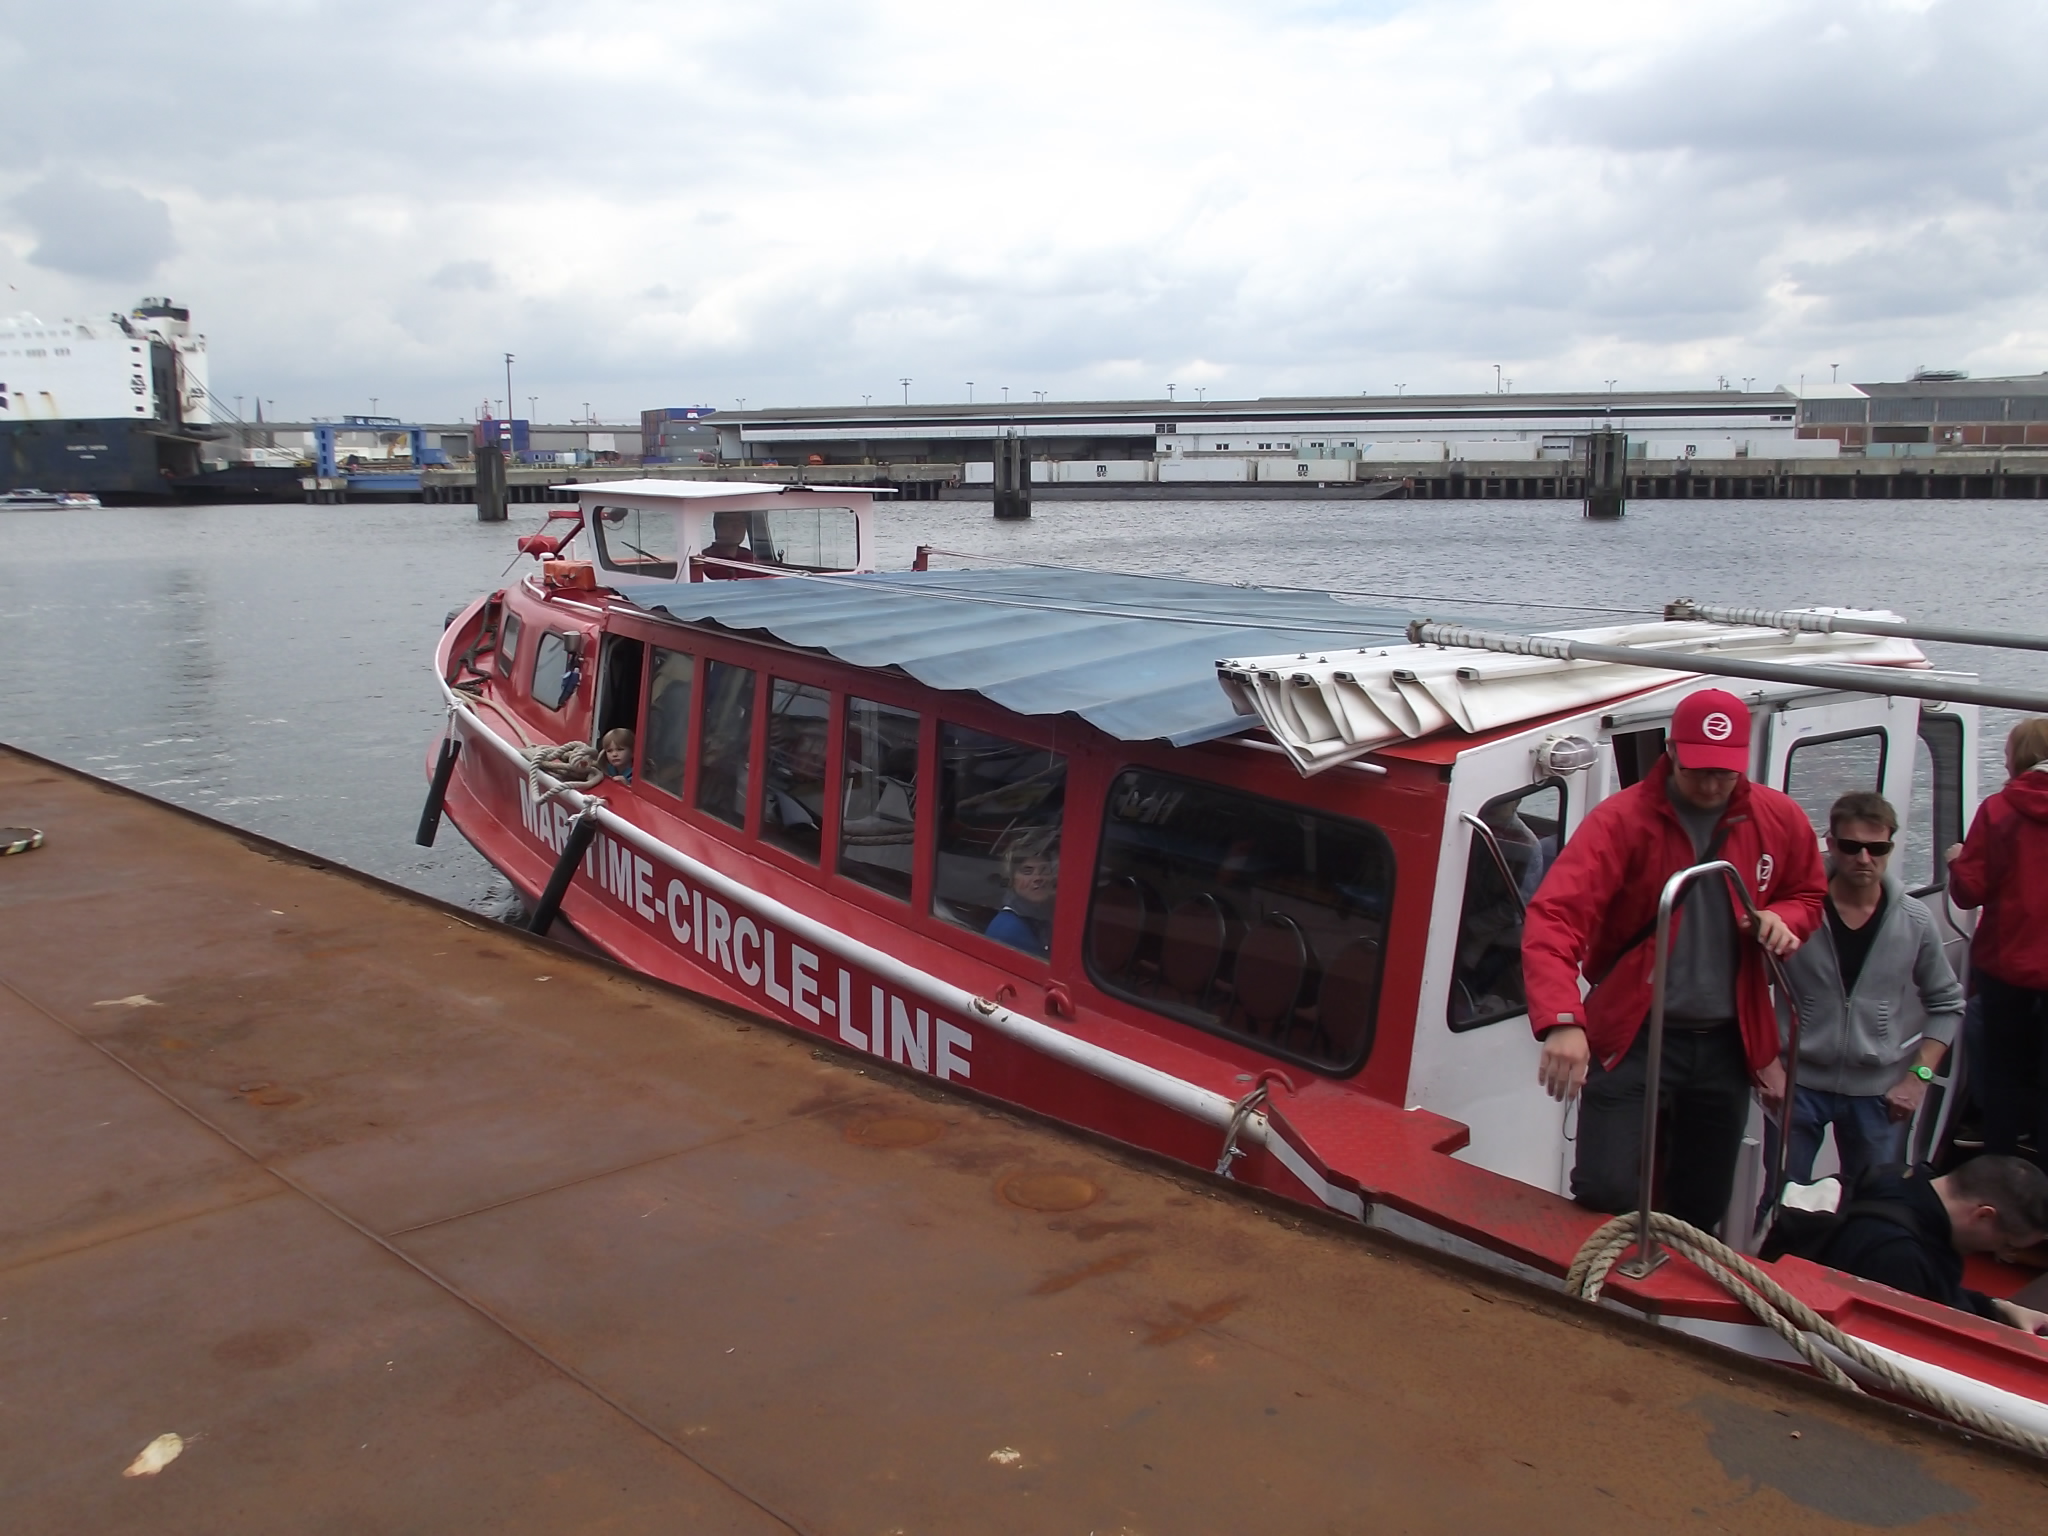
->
[1406,735,1591,1194]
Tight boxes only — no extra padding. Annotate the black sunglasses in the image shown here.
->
[1829,835,1895,857]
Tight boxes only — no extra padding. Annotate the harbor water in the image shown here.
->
[2,497,2042,909]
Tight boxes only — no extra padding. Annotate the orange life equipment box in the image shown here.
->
[542,560,598,591]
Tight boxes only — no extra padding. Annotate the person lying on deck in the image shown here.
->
[1810,1157,2048,1336]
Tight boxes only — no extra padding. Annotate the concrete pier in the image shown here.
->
[5,745,2045,1530]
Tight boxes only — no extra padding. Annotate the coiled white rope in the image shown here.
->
[1567,1212,2048,1458]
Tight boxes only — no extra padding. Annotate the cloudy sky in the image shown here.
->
[2,0,2043,422]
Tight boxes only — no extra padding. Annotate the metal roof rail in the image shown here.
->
[1665,599,2048,655]
[1405,620,2048,713]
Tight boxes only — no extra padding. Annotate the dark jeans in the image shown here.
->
[1978,970,2048,1166]
[1573,1024,1753,1233]
[1766,1086,1903,1194]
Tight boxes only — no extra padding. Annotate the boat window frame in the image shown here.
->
[639,644,698,803]
[1781,726,1890,838]
[1081,764,1397,1077]
[1446,776,1567,1033]
[837,694,923,904]
[928,719,1069,969]
[529,629,580,713]
[694,656,762,832]
[496,611,523,680]
[590,501,681,580]
[1906,710,1966,897]
[759,676,836,866]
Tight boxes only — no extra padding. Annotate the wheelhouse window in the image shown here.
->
[592,504,679,578]
[1086,771,1394,1072]
[1783,729,1887,835]
[932,724,1065,958]
[531,631,579,711]
[642,647,694,798]
[701,507,859,571]
[1449,780,1565,1031]
[840,697,919,900]
[695,660,755,827]
[497,612,523,679]
[762,680,831,862]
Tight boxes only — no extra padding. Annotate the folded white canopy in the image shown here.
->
[1215,612,1926,775]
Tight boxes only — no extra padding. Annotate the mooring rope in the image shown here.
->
[521,742,603,800]
[1566,1212,2048,1459]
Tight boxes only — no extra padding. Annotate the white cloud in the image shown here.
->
[0,0,2040,419]
[10,176,174,282]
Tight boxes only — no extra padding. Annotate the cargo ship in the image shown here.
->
[0,297,220,501]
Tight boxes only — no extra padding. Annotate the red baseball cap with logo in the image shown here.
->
[1669,688,1751,773]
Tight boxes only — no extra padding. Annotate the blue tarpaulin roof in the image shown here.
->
[608,567,1430,746]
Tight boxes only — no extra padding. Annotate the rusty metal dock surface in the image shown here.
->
[2,746,2044,1533]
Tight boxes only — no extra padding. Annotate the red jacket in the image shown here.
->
[1521,756,1827,1073]
[1949,769,2048,991]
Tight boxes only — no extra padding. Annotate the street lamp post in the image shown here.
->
[504,354,514,425]
[900,378,912,405]
[1166,383,1176,400]
[966,382,974,403]
[1494,364,1502,394]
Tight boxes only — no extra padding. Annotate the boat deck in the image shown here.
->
[2,746,2043,1533]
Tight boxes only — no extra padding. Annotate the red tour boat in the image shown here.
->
[425,479,2048,1445]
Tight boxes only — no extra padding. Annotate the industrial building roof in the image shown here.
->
[614,567,1455,746]
[553,479,891,499]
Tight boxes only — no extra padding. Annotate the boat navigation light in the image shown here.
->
[1535,734,1600,775]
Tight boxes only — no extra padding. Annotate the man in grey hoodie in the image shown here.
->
[1775,790,1964,1193]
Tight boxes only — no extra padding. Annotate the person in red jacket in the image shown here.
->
[1523,689,1827,1232]
[1946,716,2048,1170]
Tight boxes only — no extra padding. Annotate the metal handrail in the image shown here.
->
[1616,859,1806,1279]
[1664,599,2048,656]
[1460,812,1527,916]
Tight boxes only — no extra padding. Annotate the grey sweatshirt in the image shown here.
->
[1778,872,1963,1096]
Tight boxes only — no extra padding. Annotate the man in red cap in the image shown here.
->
[1522,687,1826,1233]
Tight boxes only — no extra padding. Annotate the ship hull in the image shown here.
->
[0,417,206,501]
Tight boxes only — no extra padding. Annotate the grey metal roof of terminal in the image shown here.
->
[612,567,1518,746]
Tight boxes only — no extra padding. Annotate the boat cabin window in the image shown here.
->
[1782,729,1887,836]
[592,504,679,578]
[1086,770,1394,1072]
[840,697,919,901]
[696,661,756,827]
[762,680,831,863]
[531,631,580,712]
[497,612,523,679]
[1904,711,1965,894]
[701,507,859,572]
[932,724,1066,958]
[1449,780,1565,1031]
[642,647,694,798]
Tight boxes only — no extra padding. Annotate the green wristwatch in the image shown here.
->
[1910,1064,1936,1082]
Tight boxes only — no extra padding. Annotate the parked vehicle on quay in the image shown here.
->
[425,478,2048,1448]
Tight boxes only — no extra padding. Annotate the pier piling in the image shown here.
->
[475,445,508,523]
[1584,429,1627,519]
[992,430,1031,520]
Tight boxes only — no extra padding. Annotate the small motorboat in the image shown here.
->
[0,488,102,510]
[420,479,2048,1448]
